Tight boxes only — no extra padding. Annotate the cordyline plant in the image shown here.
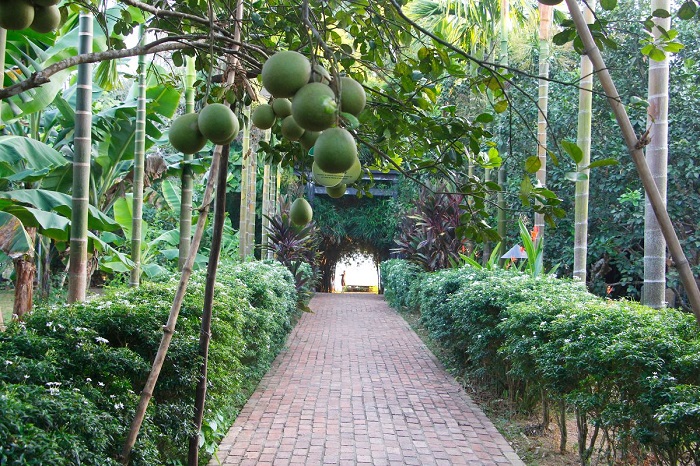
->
[261,198,320,309]
[393,181,469,271]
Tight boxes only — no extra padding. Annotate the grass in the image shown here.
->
[1,289,14,326]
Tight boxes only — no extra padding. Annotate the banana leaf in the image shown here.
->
[0,212,34,259]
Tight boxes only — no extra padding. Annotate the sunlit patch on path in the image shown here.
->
[211,293,524,465]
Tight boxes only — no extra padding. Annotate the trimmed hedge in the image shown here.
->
[0,261,299,465]
[381,259,700,465]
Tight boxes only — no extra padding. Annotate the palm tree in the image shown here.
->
[642,0,670,308]
[573,0,596,283]
[130,25,147,287]
[534,4,553,267]
[68,12,94,303]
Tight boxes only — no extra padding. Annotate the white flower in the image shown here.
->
[86,378,92,382]
[4,360,13,366]
[114,403,124,410]
[98,382,105,387]
[95,336,109,344]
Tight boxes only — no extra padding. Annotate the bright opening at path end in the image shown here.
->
[334,254,378,292]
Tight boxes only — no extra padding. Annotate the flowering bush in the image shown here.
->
[381,259,700,465]
[0,261,298,464]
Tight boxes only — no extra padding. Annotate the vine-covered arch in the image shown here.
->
[312,191,399,293]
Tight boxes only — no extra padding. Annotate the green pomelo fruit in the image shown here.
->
[290,198,313,226]
[341,157,362,184]
[169,113,207,154]
[281,116,305,141]
[299,130,320,151]
[314,127,357,174]
[0,0,35,30]
[340,77,366,116]
[537,0,563,4]
[292,83,337,132]
[309,63,331,84]
[30,4,60,33]
[312,162,344,187]
[326,183,347,199]
[261,51,311,98]
[251,104,276,129]
[198,103,239,144]
[272,98,292,118]
[32,0,60,6]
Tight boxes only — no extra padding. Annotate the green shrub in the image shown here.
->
[380,259,424,310]
[381,259,700,465]
[0,261,299,465]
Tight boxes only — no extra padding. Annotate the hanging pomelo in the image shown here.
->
[291,83,337,132]
[169,113,207,154]
[290,198,313,226]
[30,4,60,33]
[341,157,362,184]
[198,103,239,144]
[261,51,311,98]
[0,0,35,30]
[537,0,563,4]
[32,0,60,5]
[281,116,305,141]
[314,127,357,174]
[312,162,344,187]
[272,98,292,118]
[326,184,347,198]
[340,77,366,116]
[309,63,331,84]
[299,130,320,151]
[251,104,276,129]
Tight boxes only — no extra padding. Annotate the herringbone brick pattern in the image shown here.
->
[210,293,524,466]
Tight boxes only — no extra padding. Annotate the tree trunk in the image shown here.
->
[565,0,700,322]
[642,0,670,308]
[178,56,196,271]
[68,12,93,303]
[573,0,596,283]
[12,227,36,320]
[496,0,509,257]
[238,106,250,260]
[535,4,552,269]
[130,25,147,287]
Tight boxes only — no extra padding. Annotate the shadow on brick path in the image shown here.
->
[210,293,525,466]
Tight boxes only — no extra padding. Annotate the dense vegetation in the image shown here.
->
[381,259,700,465]
[0,261,301,464]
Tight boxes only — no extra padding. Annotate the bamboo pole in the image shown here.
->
[238,106,250,260]
[68,13,93,303]
[187,141,230,465]
[179,56,197,271]
[129,25,147,287]
[564,0,700,322]
[120,146,223,464]
[573,0,596,283]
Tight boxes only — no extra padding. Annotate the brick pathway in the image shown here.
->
[211,293,524,466]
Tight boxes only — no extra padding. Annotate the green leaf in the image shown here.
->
[600,0,617,10]
[677,1,697,19]
[524,156,541,173]
[0,189,119,232]
[340,112,361,129]
[652,8,671,17]
[161,179,182,212]
[475,113,494,124]
[649,47,667,61]
[585,158,619,169]
[493,100,508,114]
[565,172,589,182]
[561,140,584,164]
[0,136,69,172]
[0,212,34,258]
[663,42,684,53]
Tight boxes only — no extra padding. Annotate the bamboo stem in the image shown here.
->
[120,148,222,463]
[130,25,147,287]
[565,0,700,322]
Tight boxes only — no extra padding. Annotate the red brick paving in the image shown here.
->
[210,293,524,465]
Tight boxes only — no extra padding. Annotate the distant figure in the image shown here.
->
[341,271,346,291]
